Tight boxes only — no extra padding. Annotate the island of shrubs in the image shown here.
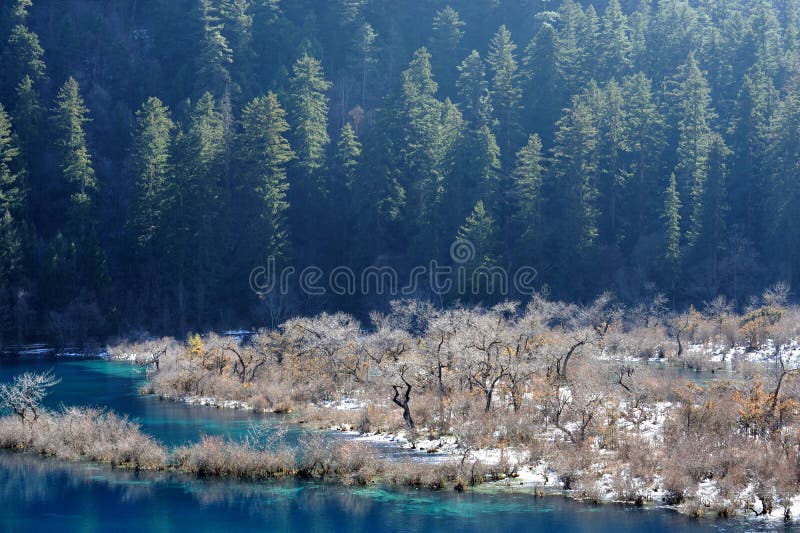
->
[4,287,800,518]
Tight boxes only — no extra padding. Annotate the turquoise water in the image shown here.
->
[0,451,742,533]
[0,358,268,446]
[0,358,788,532]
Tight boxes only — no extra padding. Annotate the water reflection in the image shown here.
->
[0,452,768,532]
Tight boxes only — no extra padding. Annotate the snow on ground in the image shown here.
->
[318,397,366,411]
[163,395,253,410]
[696,479,720,507]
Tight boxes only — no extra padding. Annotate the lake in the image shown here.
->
[0,357,789,532]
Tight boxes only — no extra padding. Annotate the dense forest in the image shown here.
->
[0,0,799,342]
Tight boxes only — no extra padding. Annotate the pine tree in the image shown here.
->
[332,122,362,262]
[450,124,500,236]
[747,1,782,77]
[594,79,628,245]
[522,22,560,143]
[729,63,777,239]
[52,77,96,234]
[621,73,666,241]
[766,77,800,279]
[456,200,501,298]
[552,94,600,254]
[430,6,465,95]
[238,92,294,262]
[0,209,21,285]
[219,0,256,96]
[1,24,45,105]
[0,103,24,219]
[599,0,632,79]
[557,0,589,95]
[486,25,522,160]
[333,122,361,193]
[662,172,682,284]
[130,97,174,251]
[578,5,601,81]
[511,134,544,262]
[1,0,32,29]
[398,49,463,259]
[0,103,24,286]
[169,92,226,326]
[352,22,377,108]
[647,0,699,80]
[195,0,234,97]
[51,77,105,296]
[456,50,492,126]
[694,132,730,288]
[11,75,42,153]
[288,54,331,190]
[669,53,716,246]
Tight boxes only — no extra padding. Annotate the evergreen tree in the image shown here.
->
[128,97,174,319]
[693,132,730,288]
[11,75,42,154]
[594,79,627,245]
[669,53,716,245]
[195,0,234,97]
[578,5,601,81]
[511,134,544,262]
[599,0,632,78]
[522,22,560,144]
[662,172,682,287]
[130,97,174,251]
[332,122,362,263]
[352,22,378,108]
[0,103,24,287]
[52,77,97,235]
[747,1,782,77]
[766,76,800,281]
[1,24,45,103]
[51,77,106,298]
[430,6,466,95]
[620,73,666,242]
[557,0,589,96]
[398,48,450,257]
[0,103,24,219]
[551,94,600,256]
[238,92,294,263]
[169,92,226,326]
[456,199,500,298]
[0,209,21,286]
[729,64,777,239]
[288,54,331,192]
[486,25,522,160]
[449,124,500,237]
[456,50,492,126]
[219,0,257,96]
[333,122,361,194]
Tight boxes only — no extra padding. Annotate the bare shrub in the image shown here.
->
[0,408,166,469]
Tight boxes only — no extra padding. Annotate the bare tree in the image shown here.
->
[0,370,60,423]
[390,365,415,430]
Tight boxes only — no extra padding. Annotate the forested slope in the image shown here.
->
[0,0,799,341]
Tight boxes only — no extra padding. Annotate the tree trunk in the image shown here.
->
[392,382,414,429]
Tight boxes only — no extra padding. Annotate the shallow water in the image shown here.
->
[0,358,791,532]
[0,451,753,533]
[0,357,269,446]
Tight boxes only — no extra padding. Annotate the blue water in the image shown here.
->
[0,358,789,532]
[0,358,267,446]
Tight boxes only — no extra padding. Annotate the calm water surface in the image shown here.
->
[0,357,791,532]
